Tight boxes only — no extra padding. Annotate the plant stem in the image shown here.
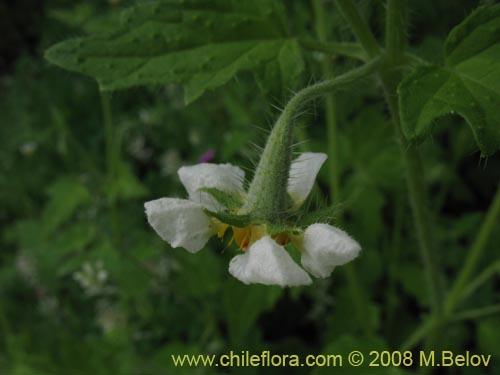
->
[334,0,380,58]
[444,183,500,316]
[385,0,407,63]
[335,0,445,353]
[383,5,443,345]
[400,315,435,351]
[461,260,500,302]
[453,303,500,321]
[245,58,381,220]
[312,0,340,207]
[383,84,441,313]
[336,0,441,312]
[401,185,500,350]
[312,0,371,336]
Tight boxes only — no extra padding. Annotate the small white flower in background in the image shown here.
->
[128,135,153,161]
[160,149,182,176]
[19,142,38,156]
[16,252,38,285]
[145,152,361,287]
[73,260,114,297]
[96,300,125,334]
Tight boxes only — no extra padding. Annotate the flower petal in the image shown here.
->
[229,236,312,287]
[301,223,361,278]
[287,153,327,206]
[178,163,245,210]
[144,198,214,253]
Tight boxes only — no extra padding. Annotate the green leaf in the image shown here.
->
[399,5,500,155]
[45,0,304,103]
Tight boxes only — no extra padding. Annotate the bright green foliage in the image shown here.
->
[45,0,304,103]
[399,5,500,155]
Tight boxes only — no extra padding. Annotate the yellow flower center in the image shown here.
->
[214,221,294,251]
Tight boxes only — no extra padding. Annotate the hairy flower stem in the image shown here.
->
[244,59,380,223]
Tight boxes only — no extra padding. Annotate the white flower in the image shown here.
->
[301,224,361,278]
[145,153,361,287]
[229,236,312,287]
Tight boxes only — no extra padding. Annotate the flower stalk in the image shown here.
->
[244,58,381,223]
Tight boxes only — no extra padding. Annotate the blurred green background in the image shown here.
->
[1,0,499,374]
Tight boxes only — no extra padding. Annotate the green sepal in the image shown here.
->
[203,209,251,228]
[265,223,302,237]
[198,187,244,211]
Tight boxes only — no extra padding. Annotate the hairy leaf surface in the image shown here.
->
[399,5,500,155]
[45,0,304,103]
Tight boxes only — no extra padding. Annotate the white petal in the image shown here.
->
[229,236,312,287]
[144,198,213,253]
[178,163,245,210]
[301,223,361,278]
[287,153,327,206]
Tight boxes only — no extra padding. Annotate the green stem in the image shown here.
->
[386,104,442,348]
[453,304,500,321]
[245,58,381,221]
[401,185,500,350]
[461,260,500,302]
[313,0,371,335]
[312,0,340,207]
[444,183,500,316]
[400,315,435,351]
[336,0,443,349]
[385,0,407,63]
[334,0,380,58]
[381,0,441,313]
